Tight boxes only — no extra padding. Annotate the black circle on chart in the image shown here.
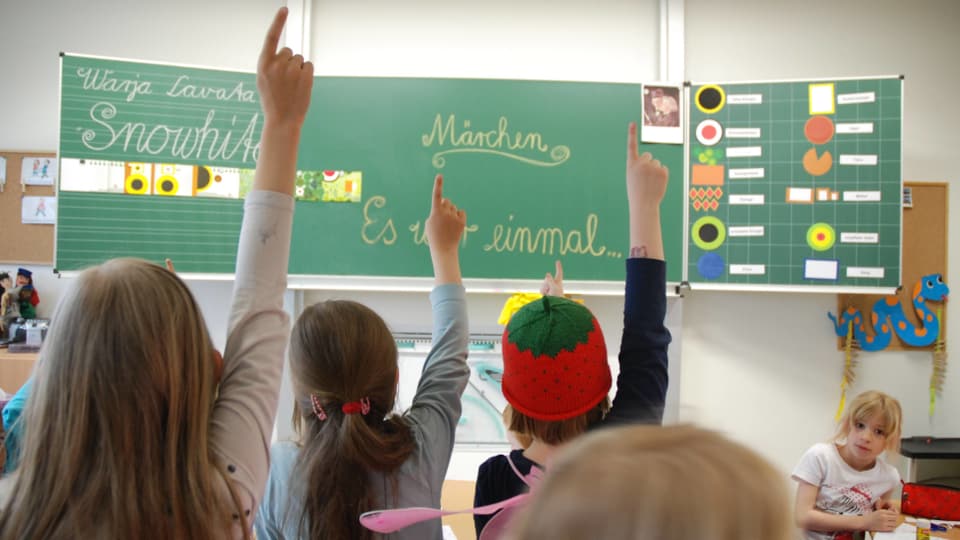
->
[196,166,211,190]
[698,88,723,111]
[699,224,719,243]
[161,179,174,192]
[131,179,144,191]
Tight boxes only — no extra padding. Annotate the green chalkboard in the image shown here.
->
[57,54,683,283]
[685,78,902,290]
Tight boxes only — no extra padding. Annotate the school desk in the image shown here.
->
[441,479,476,540]
[0,349,37,395]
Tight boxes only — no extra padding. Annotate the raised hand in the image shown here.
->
[425,174,466,285]
[253,7,314,196]
[257,7,313,130]
[625,122,668,260]
[539,260,564,296]
[626,122,668,209]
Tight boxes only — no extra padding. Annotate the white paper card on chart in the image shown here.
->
[729,194,764,205]
[729,168,764,179]
[787,187,814,203]
[729,264,765,275]
[809,83,835,114]
[847,267,885,279]
[841,232,879,244]
[836,122,874,134]
[726,146,762,157]
[838,91,876,105]
[728,226,764,237]
[804,259,839,280]
[725,128,762,138]
[727,94,762,104]
[843,191,882,202]
[839,154,878,166]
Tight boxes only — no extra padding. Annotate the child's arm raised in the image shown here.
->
[211,6,313,530]
[252,8,313,196]
[604,122,671,426]
[426,174,466,285]
[408,174,470,490]
[626,122,667,261]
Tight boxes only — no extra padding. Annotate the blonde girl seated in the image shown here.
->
[0,8,312,539]
[507,424,794,540]
[793,390,903,539]
[254,175,470,540]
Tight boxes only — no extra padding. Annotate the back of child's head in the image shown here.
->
[501,296,611,445]
[288,299,415,540]
[0,258,233,540]
[507,424,793,540]
[834,390,902,453]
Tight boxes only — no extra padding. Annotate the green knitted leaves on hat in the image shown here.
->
[505,296,597,357]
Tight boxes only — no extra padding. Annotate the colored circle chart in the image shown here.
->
[807,222,836,251]
[696,252,725,279]
[696,119,723,146]
[695,85,726,114]
[124,174,148,195]
[156,176,178,195]
[692,216,726,251]
[805,116,835,145]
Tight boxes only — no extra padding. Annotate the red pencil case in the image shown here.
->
[901,482,960,521]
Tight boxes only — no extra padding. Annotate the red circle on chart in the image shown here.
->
[818,233,825,241]
[696,119,723,146]
[805,116,835,145]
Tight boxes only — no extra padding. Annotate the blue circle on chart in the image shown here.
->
[697,253,725,280]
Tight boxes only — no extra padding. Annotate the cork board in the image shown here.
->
[836,182,948,351]
[0,151,56,265]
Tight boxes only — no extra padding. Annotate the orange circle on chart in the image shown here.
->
[805,116,835,145]
[802,148,833,176]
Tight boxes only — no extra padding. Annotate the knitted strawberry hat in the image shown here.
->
[501,296,610,421]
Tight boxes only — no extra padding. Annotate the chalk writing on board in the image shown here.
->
[73,68,261,163]
[422,114,570,168]
[361,196,398,246]
[483,213,618,258]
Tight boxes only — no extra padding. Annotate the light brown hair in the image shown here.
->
[834,390,903,454]
[506,398,610,446]
[0,258,241,540]
[288,300,415,540]
[508,425,793,540]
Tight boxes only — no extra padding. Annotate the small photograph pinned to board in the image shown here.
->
[21,156,57,186]
[21,196,56,225]
[641,83,684,144]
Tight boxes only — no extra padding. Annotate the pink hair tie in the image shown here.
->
[310,394,327,421]
[342,397,371,415]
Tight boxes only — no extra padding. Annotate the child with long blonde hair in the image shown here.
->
[254,174,470,540]
[793,390,903,540]
[0,8,312,539]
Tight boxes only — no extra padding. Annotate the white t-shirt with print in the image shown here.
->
[791,442,900,540]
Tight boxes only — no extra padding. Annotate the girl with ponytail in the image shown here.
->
[254,175,470,540]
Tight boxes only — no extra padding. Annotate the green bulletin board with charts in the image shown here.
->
[685,77,902,291]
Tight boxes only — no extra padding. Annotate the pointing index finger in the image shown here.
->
[259,8,288,70]
[432,174,443,209]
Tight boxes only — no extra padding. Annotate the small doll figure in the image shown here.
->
[15,268,39,311]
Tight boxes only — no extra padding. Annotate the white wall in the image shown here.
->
[1,0,958,489]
